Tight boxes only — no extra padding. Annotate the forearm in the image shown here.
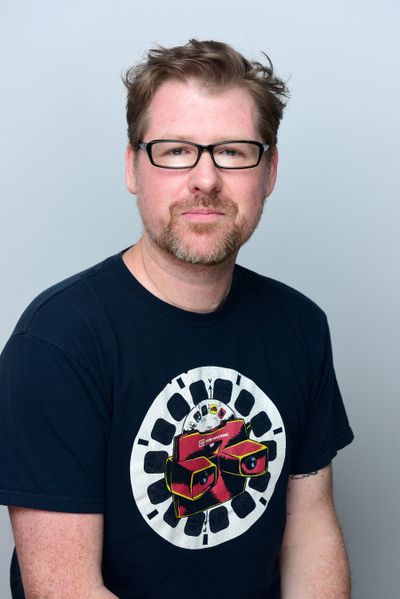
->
[22,579,119,599]
[90,590,120,599]
[9,508,119,599]
[24,585,119,599]
[279,513,350,598]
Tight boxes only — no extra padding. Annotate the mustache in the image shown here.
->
[169,195,238,215]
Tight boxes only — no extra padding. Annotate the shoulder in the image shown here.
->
[235,263,327,323]
[8,252,119,364]
[234,263,331,368]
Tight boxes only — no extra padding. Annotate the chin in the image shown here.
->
[144,213,258,266]
[160,229,245,266]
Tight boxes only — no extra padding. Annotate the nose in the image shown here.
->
[187,149,223,195]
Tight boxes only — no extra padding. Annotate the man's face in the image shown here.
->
[125,79,278,266]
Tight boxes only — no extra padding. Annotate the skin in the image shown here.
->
[8,507,118,599]
[9,78,350,599]
[281,465,351,598]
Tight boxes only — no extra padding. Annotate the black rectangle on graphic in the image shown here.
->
[147,510,159,520]
[138,438,149,446]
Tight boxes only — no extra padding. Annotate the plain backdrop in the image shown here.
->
[0,1,399,597]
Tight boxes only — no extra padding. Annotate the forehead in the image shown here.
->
[144,79,260,141]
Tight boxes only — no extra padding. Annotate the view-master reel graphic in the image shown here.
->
[130,366,286,550]
[165,404,268,518]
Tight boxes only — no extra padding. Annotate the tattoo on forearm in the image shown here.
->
[286,470,321,515]
[289,470,319,480]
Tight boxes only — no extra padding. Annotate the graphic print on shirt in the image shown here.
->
[130,366,286,549]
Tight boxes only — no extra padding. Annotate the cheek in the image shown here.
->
[138,166,183,202]
[234,177,267,214]
[137,183,172,228]
[231,167,268,199]
[137,170,189,221]
[138,196,163,222]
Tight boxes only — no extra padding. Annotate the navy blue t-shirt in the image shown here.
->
[0,247,354,599]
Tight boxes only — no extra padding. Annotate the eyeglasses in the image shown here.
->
[138,139,269,170]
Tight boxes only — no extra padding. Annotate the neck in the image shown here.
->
[122,234,237,313]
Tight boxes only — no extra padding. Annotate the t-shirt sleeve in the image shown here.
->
[0,332,108,512]
[290,315,354,475]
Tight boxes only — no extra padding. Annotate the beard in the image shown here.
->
[139,194,264,266]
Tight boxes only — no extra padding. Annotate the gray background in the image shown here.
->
[0,0,399,597]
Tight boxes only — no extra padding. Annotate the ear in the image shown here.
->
[265,147,279,198]
[125,144,138,195]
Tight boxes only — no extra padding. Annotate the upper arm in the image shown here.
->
[9,506,106,599]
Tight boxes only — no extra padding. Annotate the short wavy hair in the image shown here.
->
[123,39,289,162]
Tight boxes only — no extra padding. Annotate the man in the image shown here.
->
[0,40,354,598]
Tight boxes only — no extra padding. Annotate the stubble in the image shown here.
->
[140,194,264,266]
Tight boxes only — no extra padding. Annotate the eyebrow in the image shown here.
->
[152,134,254,142]
[156,134,192,140]
[154,135,208,142]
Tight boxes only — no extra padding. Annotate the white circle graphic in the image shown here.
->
[130,366,286,549]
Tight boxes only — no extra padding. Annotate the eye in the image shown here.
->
[220,148,240,157]
[168,146,189,156]
[216,145,246,159]
[155,143,197,159]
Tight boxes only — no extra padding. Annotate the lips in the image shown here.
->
[181,208,226,222]
[169,196,238,219]
[182,208,225,215]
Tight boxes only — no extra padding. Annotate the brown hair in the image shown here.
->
[122,39,289,161]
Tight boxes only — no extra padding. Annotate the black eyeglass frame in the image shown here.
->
[138,139,269,170]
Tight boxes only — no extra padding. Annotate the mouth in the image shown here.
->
[181,208,225,222]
